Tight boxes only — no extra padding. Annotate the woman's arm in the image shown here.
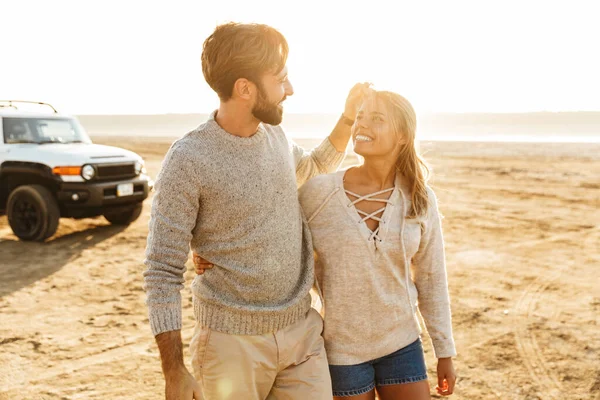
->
[412,189,458,395]
[411,189,457,359]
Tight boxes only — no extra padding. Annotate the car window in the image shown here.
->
[38,119,79,142]
[2,117,90,144]
[3,118,35,144]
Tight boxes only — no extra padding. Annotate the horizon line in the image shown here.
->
[74,110,600,117]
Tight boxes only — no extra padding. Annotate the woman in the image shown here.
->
[195,90,457,399]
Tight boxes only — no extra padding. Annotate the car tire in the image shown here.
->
[7,185,60,242]
[103,203,143,225]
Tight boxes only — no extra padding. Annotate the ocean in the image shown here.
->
[78,112,600,143]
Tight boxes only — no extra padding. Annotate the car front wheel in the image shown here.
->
[7,185,60,242]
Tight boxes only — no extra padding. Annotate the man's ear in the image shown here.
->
[232,78,255,100]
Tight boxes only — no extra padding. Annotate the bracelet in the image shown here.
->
[340,113,355,126]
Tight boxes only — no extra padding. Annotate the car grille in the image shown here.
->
[95,163,136,181]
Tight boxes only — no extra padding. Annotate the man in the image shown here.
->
[143,22,368,399]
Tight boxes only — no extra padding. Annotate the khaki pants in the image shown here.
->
[190,308,332,400]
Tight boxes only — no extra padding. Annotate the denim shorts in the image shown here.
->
[328,338,428,397]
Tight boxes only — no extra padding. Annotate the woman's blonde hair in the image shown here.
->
[373,90,430,218]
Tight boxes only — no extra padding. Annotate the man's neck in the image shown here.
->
[215,102,261,138]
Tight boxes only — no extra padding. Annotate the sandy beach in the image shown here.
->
[1,137,599,400]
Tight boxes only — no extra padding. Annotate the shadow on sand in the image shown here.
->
[0,222,127,298]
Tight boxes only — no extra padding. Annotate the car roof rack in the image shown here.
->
[0,100,58,114]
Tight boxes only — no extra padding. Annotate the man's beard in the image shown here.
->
[252,85,284,126]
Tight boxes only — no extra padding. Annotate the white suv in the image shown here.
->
[0,101,153,241]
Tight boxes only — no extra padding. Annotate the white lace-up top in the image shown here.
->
[299,169,456,365]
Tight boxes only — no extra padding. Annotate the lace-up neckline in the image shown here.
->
[344,187,395,242]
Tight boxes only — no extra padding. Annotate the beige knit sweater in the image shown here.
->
[299,170,456,365]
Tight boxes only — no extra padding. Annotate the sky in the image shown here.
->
[2,0,599,115]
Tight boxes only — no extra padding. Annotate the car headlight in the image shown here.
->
[135,160,146,175]
[81,164,96,180]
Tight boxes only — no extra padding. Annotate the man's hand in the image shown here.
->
[165,366,203,400]
[436,357,457,396]
[192,252,213,275]
[327,82,373,153]
[344,82,373,121]
[156,330,203,399]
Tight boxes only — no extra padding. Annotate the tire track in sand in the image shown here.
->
[514,271,564,398]
[511,226,599,398]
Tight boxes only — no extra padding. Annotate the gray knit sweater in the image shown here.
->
[143,112,345,336]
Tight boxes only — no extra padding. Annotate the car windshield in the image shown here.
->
[2,117,92,144]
